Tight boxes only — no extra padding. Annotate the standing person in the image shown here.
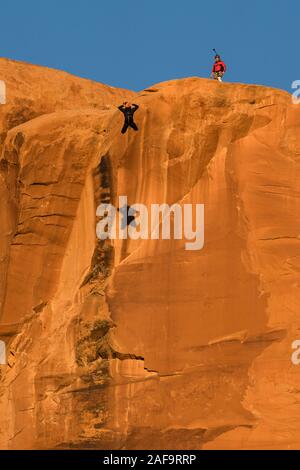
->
[118,102,139,134]
[211,54,227,82]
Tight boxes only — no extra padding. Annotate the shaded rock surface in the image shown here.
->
[0,59,300,449]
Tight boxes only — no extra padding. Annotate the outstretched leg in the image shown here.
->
[129,118,138,131]
[121,121,129,134]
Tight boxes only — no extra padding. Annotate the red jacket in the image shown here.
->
[212,61,227,73]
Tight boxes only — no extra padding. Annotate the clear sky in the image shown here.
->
[1,0,298,92]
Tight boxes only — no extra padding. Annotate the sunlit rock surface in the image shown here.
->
[0,59,299,449]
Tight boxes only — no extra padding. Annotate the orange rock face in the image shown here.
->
[0,59,300,450]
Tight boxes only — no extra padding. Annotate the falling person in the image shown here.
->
[118,101,139,134]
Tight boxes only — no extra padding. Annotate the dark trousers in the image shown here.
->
[121,117,138,134]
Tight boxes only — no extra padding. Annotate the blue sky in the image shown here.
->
[1,0,298,92]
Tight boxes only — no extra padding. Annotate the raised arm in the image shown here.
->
[118,105,125,112]
[132,104,139,112]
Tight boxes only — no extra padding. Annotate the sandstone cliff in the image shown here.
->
[0,59,299,449]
